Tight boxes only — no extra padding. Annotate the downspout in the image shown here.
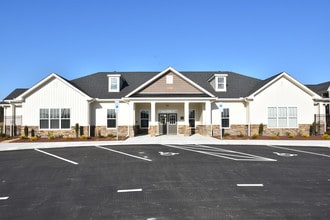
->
[2,104,6,135]
[126,101,130,138]
[11,103,15,137]
[210,103,213,137]
[87,98,96,137]
[244,98,251,136]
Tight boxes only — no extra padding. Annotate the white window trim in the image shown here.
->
[189,109,196,128]
[107,109,117,129]
[215,74,227,92]
[39,108,71,130]
[108,74,121,92]
[221,108,230,128]
[267,107,298,128]
[140,109,150,129]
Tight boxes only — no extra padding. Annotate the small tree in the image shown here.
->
[258,123,264,136]
[310,122,316,136]
[75,123,79,138]
[24,126,28,137]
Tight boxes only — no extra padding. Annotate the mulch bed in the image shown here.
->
[216,135,327,140]
[1,136,127,143]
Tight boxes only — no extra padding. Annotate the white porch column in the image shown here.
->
[11,103,15,136]
[128,101,135,137]
[150,101,156,125]
[184,101,189,125]
[204,101,212,136]
[204,101,211,125]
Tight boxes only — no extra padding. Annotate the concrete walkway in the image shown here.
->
[0,134,329,152]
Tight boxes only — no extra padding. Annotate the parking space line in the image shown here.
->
[0,196,9,200]
[237,184,264,187]
[164,144,276,161]
[267,145,330,158]
[95,146,152,162]
[117,188,142,193]
[34,148,79,165]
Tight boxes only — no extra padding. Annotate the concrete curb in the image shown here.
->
[0,135,329,152]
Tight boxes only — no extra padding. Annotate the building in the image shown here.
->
[1,67,329,137]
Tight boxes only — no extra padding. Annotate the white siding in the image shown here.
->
[250,77,315,125]
[22,77,89,126]
[212,102,246,125]
[93,102,130,127]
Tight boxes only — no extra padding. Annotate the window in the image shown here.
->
[39,108,70,129]
[268,107,297,128]
[189,109,195,128]
[50,109,60,129]
[61,108,70,129]
[166,75,173,84]
[108,74,121,92]
[107,109,116,128]
[110,77,118,91]
[268,107,277,128]
[216,76,227,91]
[40,109,49,129]
[288,107,297,127]
[221,108,230,128]
[278,107,287,127]
[140,110,149,128]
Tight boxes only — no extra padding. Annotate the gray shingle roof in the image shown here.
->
[306,81,330,97]
[181,71,262,98]
[3,70,329,100]
[71,72,158,99]
[3,88,28,100]
[71,71,262,99]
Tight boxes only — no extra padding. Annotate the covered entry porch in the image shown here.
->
[128,99,212,137]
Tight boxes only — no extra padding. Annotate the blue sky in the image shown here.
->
[1,0,329,99]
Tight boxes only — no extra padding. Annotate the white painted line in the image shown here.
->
[95,146,152,162]
[34,148,79,165]
[117,188,143,193]
[164,144,276,162]
[267,145,330,158]
[273,152,298,157]
[237,184,264,187]
[0,196,9,200]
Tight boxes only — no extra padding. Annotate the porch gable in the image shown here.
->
[125,67,215,98]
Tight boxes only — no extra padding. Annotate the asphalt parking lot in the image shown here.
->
[0,144,329,219]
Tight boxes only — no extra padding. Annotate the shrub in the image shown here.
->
[258,123,264,136]
[302,133,309,138]
[271,135,279,139]
[29,136,38,141]
[24,126,28,137]
[107,134,116,138]
[47,132,55,140]
[322,134,330,140]
[286,132,294,138]
[19,135,28,139]
[251,133,259,139]
[75,123,79,138]
[65,135,72,140]
[80,135,90,139]
[310,122,316,136]
[0,133,7,138]
[31,129,35,137]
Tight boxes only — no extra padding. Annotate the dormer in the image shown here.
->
[107,74,121,92]
[209,73,228,92]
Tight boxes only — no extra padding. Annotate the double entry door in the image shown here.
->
[158,113,177,135]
